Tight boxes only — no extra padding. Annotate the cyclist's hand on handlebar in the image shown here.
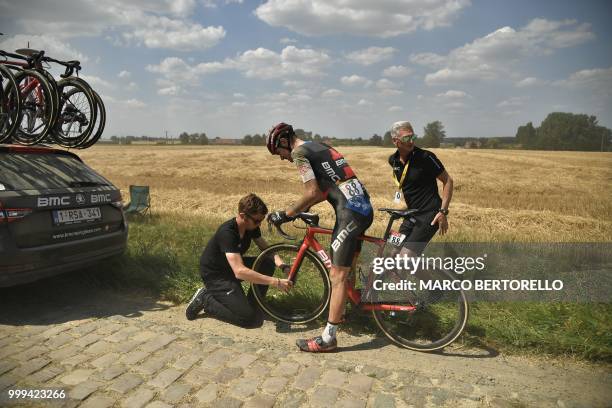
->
[276,278,293,292]
[268,210,295,226]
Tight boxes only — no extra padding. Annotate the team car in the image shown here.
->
[0,145,127,287]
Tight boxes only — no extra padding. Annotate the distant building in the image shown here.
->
[211,138,241,145]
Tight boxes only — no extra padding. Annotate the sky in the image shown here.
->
[1,0,611,139]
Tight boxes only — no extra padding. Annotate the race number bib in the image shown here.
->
[340,179,372,216]
[339,179,365,200]
[387,230,406,247]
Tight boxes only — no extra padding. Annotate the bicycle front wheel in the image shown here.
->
[372,268,469,351]
[251,244,331,324]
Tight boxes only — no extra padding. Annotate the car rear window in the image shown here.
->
[0,152,110,191]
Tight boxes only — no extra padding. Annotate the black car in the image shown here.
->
[0,145,128,287]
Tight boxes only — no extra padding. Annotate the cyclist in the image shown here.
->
[186,193,293,327]
[388,121,453,256]
[266,122,373,352]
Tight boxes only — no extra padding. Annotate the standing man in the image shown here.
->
[186,193,292,327]
[265,123,373,352]
[388,121,453,256]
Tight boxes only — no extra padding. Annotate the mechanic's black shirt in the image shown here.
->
[199,218,261,283]
[388,147,445,211]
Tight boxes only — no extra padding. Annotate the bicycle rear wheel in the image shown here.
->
[77,89,105,148]
[372,268,469,351]
[251,243,331,324]
[53,77,96,148]
[13,69,57,145]
[0,65,21,143]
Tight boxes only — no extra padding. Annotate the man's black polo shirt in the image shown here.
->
[199,218,261,283]
[388,146,445,211]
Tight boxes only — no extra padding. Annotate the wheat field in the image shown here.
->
[78,145,612,242]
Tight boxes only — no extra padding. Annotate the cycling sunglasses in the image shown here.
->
[398,134,417,143]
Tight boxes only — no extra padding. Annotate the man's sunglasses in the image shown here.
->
[246,213,265,224]
[399,134,417,143]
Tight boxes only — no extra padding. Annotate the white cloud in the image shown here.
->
[436,90,469,99]
[321,89,344,98]
[410,52,446,67]
[0,35,88,62]
[424,18,595,85]
[118,70,131,78]
[233,46,330,79]
[3,1,226,51]
[280,37,298,44]
[497,96,529,108]
[346,47,395,66]
[158,85,182,95]
[255,0,471,38]
[340,75,373,87]
[388,106,404,112]
[233,93,246,98]
[81,75,114,89]
[123,98,147,108]
[382,65,413,78]
[515,77,547,87]
[357,99,373,106]
[554,67,612,90]
[376,78,402,90]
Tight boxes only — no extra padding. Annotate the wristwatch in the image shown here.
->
[439,208,449,216]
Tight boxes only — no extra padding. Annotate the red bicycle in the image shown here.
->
[251,209,469,351]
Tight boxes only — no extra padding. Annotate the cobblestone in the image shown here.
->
[122,388,155,408]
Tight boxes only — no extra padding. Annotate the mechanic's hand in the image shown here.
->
[431,212,448,235]
[277,278,293,292]
[268,210,295,226]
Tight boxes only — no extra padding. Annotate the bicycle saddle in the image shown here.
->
[15,48,41,57]
[297,212,319,226]
[378,208,420,217]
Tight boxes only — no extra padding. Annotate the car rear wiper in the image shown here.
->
[68,181,109,187]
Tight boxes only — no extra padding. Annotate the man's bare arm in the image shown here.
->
[287,179,326,217]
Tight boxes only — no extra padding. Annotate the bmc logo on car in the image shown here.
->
[38,196,70,207]
[91,194,111,204]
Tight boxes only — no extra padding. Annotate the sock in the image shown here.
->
[321,321,338,343]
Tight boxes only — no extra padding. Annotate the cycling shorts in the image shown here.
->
[330,207,374,267]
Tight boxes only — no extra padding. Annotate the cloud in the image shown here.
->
[410,52,446,67]
[340,75,373,87]
[346,47,395,66]
[321,89,344,98]
[158,85,182,96]
[233,93,246,98]
[357,99,373,106]
[436,90,469,99]
[497,96,529,108]
[123,98,147,108]
[280,37,298,44]
[255,0,471,38]
[388,106,404,112]
[553,67,612,90]
[382,65,413,78]
[515,77,548,87]
[376,79,402,90]
[3,0,226,51]
[0,35,88,62]
[233,46,330,79]
[81,75,114,89]
[424,18,595,85]
[118,70,131,78]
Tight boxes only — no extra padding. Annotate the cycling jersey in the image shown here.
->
[291,142,373,267]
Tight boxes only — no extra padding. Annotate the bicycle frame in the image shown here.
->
[288,216,418,313]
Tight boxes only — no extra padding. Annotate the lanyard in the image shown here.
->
[393,159,410,188]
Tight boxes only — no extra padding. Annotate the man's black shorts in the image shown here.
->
[399,210,439,254]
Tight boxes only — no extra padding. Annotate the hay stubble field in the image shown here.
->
[80,145,612,242]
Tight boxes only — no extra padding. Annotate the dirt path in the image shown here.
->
[0,284,610,407]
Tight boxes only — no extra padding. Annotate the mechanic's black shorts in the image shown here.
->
[330,208,374,267]
[399,210,439,254]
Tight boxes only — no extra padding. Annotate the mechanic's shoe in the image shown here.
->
[186,287,207,320]
[296,336,337,352]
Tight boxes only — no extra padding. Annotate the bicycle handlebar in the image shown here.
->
[266,212,320,241]
[41,56,81,78]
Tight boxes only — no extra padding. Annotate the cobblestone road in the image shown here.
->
[0,287,610,407]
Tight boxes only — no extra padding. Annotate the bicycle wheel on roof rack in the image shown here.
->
[77,89,105,149]
[12,69,57,145]
[0,64,21,143]
[52,76,96,148]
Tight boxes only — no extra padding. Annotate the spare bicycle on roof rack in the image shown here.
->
[0,35,106,148]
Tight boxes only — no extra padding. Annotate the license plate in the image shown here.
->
[53,207,102,225]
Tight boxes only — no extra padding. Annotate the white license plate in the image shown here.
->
[53,207,102,225]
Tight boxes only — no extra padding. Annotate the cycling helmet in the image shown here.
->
[266,122,295,154]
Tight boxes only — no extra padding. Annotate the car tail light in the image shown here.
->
[0,201,33,223]
[111,192,124,209]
